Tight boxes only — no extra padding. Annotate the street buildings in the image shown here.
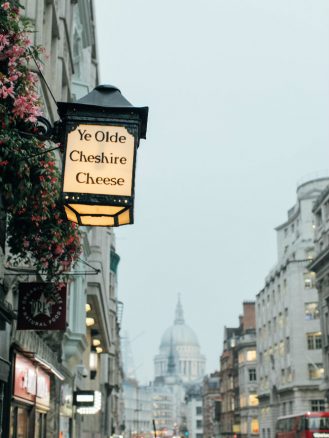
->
[122,378,153,438]
[202,372,221,438]
[256,178,329,438]
[219,302,258,438]
[0,1,124,438]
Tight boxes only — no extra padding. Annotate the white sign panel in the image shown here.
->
[63,124,135,197]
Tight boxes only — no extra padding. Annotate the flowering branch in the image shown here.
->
[0,0,81,277]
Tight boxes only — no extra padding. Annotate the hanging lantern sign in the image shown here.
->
[57,85,148,227]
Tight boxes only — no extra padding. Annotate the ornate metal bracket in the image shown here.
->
[18,116,62,143]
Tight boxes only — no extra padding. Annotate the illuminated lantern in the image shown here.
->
[57,85,148,226]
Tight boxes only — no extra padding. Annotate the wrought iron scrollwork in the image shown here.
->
[18,116,62,143]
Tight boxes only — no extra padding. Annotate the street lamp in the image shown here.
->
[57,85,148,226]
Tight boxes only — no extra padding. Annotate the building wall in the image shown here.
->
[309,184,329,405]
[186,395,203,438]
[0,2,124,438]
[256,178,329,438]
[219,303,259,438]
[202,372,221,438]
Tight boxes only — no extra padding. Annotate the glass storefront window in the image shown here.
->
[35,412,47,438]
[10,406,30,438]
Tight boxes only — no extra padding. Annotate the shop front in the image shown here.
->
[10,353,50,438]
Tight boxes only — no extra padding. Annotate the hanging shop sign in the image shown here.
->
[73,390,102,414]
[73,390,96,407]
[57,85,148,227]
[17,283,67,330]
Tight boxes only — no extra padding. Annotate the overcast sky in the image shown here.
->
[94,0,329,384]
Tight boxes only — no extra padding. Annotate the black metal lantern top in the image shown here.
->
[57,85,149,139]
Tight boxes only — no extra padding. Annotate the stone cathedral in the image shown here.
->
[152,297,206,434]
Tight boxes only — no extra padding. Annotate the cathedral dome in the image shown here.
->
[154,297,205,384]
[160,298,200,348]
[160,322,199,348]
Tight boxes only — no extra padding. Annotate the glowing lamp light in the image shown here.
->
[92,339,101,347]
[85,303,92,312]
[89,351,98,371]
[96,346,103,354]
[57,85,148,227]
[86,317,95,327]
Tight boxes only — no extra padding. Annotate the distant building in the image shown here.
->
[154,297,206,384]
[185,384,203,438]
[153,297,206,435]
[256,178,329,438]
[123,378,153,438]
[219,302,258,438]
[202,372,221,438]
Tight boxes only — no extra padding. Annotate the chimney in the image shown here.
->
[242,301,255,331]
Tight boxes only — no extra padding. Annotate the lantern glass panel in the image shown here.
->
[65,207,78,223]
[80,216,116,227]
[63,124,135,197]
[69,204,126,215]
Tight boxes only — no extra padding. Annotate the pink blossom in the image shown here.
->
[1,2,10,10]
[0,85,14,99]
[0,34,9,47]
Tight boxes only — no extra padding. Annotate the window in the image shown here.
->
[246,350,257,361]
[240,394,247,408]
[307,332,322,350]
[279,341,284,356]
[248,394,259,406]
[325,201,329,220]
[196,420,202,429]
[316,210,323,226]
[308,363,324,380]
[249,368,257,381]
[281,369,285,384]
[251,419,259,435]
[286,337,290,353]
[311,400,325,412]
[241,419,248,434]
[305,302,320,320]
[289,401,293,414]
[196,406,202,415]
[304,272,316,288]
[282,402,286,416]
